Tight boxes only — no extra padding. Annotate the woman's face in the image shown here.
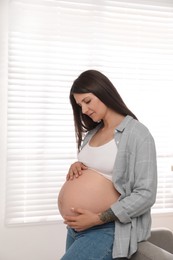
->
[73,93,108,122]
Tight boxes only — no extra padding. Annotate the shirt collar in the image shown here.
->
[115,115,134,133]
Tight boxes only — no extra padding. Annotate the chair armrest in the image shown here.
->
[131,241,173,260]
[148,228,173,254]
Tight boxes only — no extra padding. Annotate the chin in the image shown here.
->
[91,118,99,122]
[90,115,99,122]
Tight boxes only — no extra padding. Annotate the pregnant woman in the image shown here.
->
[58,70,157,260]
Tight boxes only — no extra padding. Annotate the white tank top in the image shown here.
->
[78,139,117,181]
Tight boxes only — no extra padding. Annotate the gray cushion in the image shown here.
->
[131,241,173,260]
[148,228,173,254]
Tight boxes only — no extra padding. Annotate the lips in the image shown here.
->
[89,112,94,117]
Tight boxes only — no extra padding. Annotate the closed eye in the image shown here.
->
[85,100,91,104]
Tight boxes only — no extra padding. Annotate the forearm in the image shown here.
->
[98,208,118,224]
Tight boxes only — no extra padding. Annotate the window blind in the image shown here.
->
[7,0,173,225]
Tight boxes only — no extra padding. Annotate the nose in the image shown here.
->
[81,104,88,114]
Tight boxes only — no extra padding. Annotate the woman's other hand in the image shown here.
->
[63,208,101,231]
[66,161,88,180]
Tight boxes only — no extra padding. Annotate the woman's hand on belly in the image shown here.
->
[66,161,88,180]
[63,208,102,232]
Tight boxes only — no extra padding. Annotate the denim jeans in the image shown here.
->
[60,222,115,260]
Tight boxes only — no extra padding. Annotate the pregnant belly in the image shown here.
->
[58,169,120,217]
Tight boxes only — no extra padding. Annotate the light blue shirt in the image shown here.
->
[82,115,157,259]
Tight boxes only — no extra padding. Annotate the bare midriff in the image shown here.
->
[58,169,120,217]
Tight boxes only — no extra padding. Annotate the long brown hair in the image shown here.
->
[70,70,137,149]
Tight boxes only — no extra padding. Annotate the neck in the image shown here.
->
[102,112,125,130]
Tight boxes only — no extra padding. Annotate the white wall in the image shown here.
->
[0,1,172,260]
[152,213,173,231]
[0,222,66,260]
